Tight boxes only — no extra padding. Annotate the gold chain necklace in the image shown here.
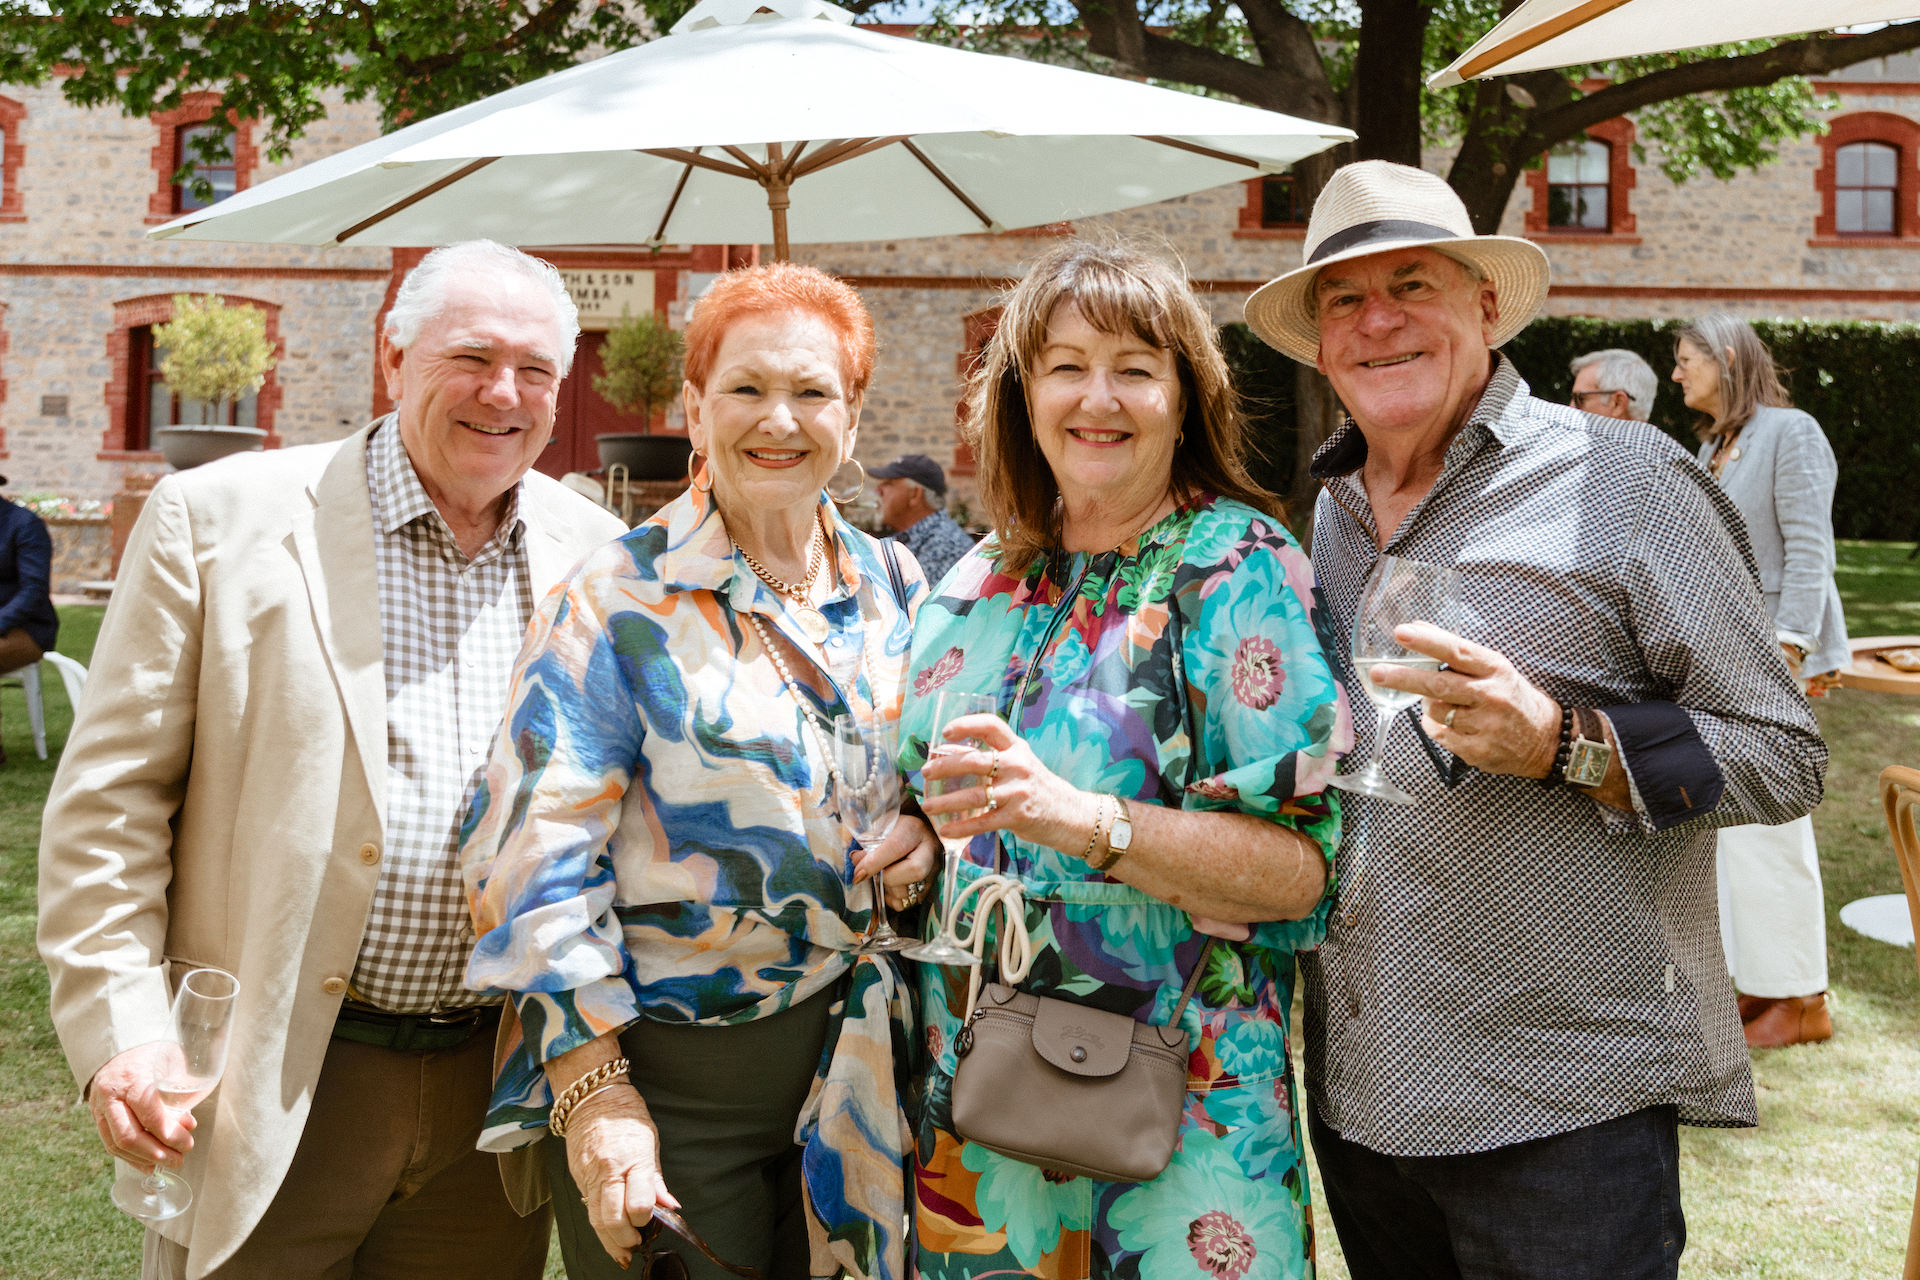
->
[734,514,831,644]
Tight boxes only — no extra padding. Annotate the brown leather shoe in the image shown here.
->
[1743,993,1833,1049]
[1737,993,1774,1023]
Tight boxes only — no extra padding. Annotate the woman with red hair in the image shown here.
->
[460,262,939,1279]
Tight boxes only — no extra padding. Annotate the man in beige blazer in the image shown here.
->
[39,240,627,1279]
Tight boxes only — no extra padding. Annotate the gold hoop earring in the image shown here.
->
[691,453,714,494]
[826,458,866,505]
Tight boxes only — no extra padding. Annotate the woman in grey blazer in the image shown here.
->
[1674,313,1848,1050]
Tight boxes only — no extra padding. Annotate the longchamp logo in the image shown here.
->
[1058,1024,1104,1049]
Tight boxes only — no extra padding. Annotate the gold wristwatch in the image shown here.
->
[1098,797,1134,871]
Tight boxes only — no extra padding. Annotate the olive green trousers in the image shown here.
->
[545,988,836,1280]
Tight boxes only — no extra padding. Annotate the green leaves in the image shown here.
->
[152,294,277,408]
[592,309,684,422]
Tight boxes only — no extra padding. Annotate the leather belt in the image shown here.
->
[332,1000,500,1052]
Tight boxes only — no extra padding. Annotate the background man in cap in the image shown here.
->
[1244,160,1825,1278]
[872,453,974,588]
[1571,347,1659,422]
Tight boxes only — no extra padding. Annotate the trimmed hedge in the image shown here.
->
[1220,318,1920,541]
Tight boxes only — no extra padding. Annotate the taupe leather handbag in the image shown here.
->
[949,941,1212,1184]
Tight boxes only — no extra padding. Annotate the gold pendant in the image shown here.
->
[795,606,830,645]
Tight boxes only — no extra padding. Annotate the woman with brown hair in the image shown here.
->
[897,240,1350,1277]
[1673,312,1847,1049]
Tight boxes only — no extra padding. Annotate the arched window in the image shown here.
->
[1547,139,1610,229]
[173,122,238,213]
[1835,141,1899,235]
[1812,113,1920,245]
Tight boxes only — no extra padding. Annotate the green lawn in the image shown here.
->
[6,543,1920,1278]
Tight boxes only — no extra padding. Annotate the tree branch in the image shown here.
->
[1534,25,1920,146]
[1237,0,1340,120]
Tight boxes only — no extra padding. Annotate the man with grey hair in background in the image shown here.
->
[39,240,624,1278]
[1571,347,1659,422]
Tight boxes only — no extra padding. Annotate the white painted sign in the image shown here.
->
[560,269,657,331]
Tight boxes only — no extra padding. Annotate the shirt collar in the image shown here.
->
[1309,352,1528,481]
[367,415,526,547]
[648,480,876,608]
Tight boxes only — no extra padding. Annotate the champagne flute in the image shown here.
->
[831,711,913,955]
[111,967,240,1222]
[1328,555,1462,807]
[902,690,999,968]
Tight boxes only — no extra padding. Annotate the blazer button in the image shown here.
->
[322,977,347,996]
[359,843,380,866]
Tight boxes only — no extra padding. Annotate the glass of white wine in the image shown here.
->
[1329,555,1462,807]
[902,689,999,968]
[831,710,913,955]
[110,967,240,1223]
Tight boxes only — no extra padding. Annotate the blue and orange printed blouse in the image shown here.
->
[460,486,926,1280]
[898,493,1350,1279]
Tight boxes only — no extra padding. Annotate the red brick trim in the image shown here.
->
[0,301,10,457]
[1812,112,1920,241]
[146,94,256,226]
[1526,117,1636,237]
[0,263,389,280]
[0,95,24,223]
[1525,235,1643,246]
[103,292,283,457]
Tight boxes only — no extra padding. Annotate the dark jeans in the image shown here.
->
[1308,1105,1685,1280]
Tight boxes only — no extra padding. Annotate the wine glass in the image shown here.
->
[1328,555,1462,808]
[111,967,241,1222]
[902,690,999,968]
[831,711,913,955]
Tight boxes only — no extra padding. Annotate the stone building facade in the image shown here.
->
[5,50,1920,503]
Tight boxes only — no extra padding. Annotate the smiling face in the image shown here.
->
[1672,338,1727,420]
[1313,247,1500,440]
[684,309,858,518]
[381,273,567,511]
[1025,300,1184,513]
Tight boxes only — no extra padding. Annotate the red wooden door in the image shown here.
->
[540,333,660,479]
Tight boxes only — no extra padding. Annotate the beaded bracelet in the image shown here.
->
[1080,795,1111,863]
[1537,703,1574,788]
[549,1056,631,1138]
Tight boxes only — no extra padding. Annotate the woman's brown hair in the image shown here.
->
[1674,312,1791,439]
[964,239,1283,575]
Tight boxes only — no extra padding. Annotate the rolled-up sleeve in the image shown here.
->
[1608,456,1826,834]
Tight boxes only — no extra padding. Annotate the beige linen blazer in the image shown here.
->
[37,423,626,1277]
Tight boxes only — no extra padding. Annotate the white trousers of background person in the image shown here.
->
[1717,815,1829,999]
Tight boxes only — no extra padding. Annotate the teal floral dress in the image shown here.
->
[897,493,1351,1280]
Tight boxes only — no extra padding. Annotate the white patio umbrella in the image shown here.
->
[150,0,1352,258]
[1430,0,1920,89]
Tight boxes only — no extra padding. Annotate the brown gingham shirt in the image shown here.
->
[1300,357,1826,1157]
[351,417,534,1012]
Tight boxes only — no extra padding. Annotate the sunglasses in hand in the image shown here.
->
[632,1207,761,1279]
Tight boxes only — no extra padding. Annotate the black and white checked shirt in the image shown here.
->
[1300,357,1826,1157]
[351,418,534,1013]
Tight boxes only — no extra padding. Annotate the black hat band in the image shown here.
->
[1308,219,1461,265]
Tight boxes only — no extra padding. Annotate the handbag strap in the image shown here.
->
[984,545,1216,1026]
[880,537,910,612]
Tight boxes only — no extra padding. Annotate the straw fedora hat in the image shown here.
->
[1244,160,1551,366]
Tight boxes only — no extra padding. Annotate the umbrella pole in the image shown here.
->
[766,175,791,262]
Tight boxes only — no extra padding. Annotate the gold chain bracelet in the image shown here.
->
[549,1056,631,1138]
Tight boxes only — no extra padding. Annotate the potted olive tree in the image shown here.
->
[591,308,691,481]
[151,294,277,469]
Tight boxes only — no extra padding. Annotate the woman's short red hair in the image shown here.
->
[683,262,877,399]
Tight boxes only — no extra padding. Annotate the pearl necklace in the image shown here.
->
[741,607,882,802]
[735,516,831,644]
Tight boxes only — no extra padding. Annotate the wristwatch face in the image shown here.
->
[1109,814,1133,852]
[1565,736,1612,789]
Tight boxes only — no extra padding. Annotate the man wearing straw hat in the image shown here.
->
[1244,161,1826,1277]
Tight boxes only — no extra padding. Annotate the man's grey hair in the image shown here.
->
[383,240,580,375]
[1570,348,1657,421]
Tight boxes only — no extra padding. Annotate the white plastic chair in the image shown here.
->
[16,651,88,760]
